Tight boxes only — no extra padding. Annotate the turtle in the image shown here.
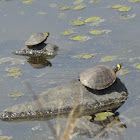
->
[25,32,50,47]
[79,62,123,90]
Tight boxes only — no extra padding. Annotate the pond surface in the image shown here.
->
[0,0,140,139]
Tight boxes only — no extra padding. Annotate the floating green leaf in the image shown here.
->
[7,67,22,77]
[73,0,84,4]
[101,56,117,62]
[111,4,124,9]
[73,5,85,10]
[71,20,84,26]
[37,12,46,15]
[128,0,140,2]
[61,30,74,35]
[0,136,12,140]
[136,64,140,69]
[84,116,92,120]
[59,6,70,10]
[94,112,114,121]
[7,72,22,77]
[118,6,131,12]
[89,0,100,4]
[71,35,84,41]
[8,67,19,73]
[0,0,11,1]
[8,93,22,98]
[48,81,57,84]
[49,3,57,8]
[21,0,32,4]
[118,70,130,75]
[89,30,102,35]
[84,16,100,22]
[72,53,96,59]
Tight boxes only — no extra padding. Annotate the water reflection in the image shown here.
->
[74,112,127,139]
[27,56,52,69]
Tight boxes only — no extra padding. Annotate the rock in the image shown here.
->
[0,78,128,121]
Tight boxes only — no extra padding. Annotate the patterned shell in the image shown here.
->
[79,65,116,90]
[25,33,49,46]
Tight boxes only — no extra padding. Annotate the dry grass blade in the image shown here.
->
[24,80,57,139]
[60,102,83,140]
[56,101,63,140]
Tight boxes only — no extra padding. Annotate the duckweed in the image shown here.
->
[111,4,124,9]
[84,116,92,120]
[89,30,102,35]
[61,30,74,35]
[71,20,84,26]
[8,93,22,98]
[0,0,11,1]
[94,112,114,121]
[59,6,70,10]
[89,0,100,3]
[8,67,19,73]
[49,3,57,8]
[0,136,12,140]
[128,0,140,2]
[118,6,131,12]
[7,67,22,78]
[101,56,117,62]
[84,16,100,22]
[73,5,85,10]
[136,64,140,69]
[37,12,46,15]
[119,70,130,75]
[72,53,96,59]
[73,0,84,4]
[21,0,32,4]
[71,35,84,41]
[7,71,22,77]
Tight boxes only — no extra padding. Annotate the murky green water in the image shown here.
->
[0,0,140,139]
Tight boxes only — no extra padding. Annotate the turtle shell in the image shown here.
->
[25,32,49,46]
[79,65,116,90]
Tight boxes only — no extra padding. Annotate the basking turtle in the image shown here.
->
[79,63,122,90]
[12,32,58,57]
[25,32,50,47]
[0,63,128,121]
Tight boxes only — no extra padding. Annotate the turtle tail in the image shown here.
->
[113,62,123,73]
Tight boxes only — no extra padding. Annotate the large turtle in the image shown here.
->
[79,62,123,90]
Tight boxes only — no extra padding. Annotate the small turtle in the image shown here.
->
[25,32,50,47]
[79,63,122,90]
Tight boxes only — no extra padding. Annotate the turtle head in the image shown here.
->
[46,32,50,37]
[113,62,123,74]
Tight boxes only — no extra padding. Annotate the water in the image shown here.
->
[0,0,140,139]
